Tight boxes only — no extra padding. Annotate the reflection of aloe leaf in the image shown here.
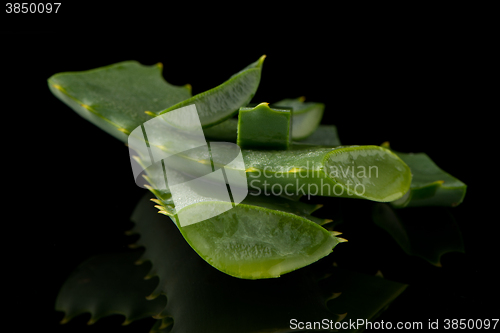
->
[55,250,166,326]
[381,143,467,207]
[150,317,174,332]
[323,268,408,333]
[48,61,191,142]
[372,203,464,266]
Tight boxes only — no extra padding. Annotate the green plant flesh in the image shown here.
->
[50,56,467,332]
[158,55,265,128]
[274,97,325,140]
[204,97,326,143]
[237,102,292,150]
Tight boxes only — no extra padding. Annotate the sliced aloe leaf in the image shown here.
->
[145,178,343,279]
[274,97,325,140]
[294,125,342,146]
[48,61,191,142]
[131,128,411,201]
[381,143,467,207]
[174,203,340,279]
[242,145,412,202]
[55,250,166,325]
[157,55,266,128]
[204,100,328,143]
[372,203,464,266]
[237,102,292,149]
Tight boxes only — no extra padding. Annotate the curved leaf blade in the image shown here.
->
[48,61,191,142]
[158,55,266,128]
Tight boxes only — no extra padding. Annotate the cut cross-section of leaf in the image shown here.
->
[158,55,266,128]
[274,97,325,140]
[172,199,341,279]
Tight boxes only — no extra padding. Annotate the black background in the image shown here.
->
[3,5,497,332]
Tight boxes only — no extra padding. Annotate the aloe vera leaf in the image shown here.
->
[324,268,408,333]
[132,194,406,332]
[237,102,292,149]
[169,198,341,279]
[381,143,467,207]
[55,250,166,325]
[137,166,345,279]
[48,61,191,143]
[294,125,342,146]
[241,145,411,202]
[157,55,266,128]
[135,172,343,280]
[131,132,412,202]
[274,97,325,140]
[372,203,464,266]
[130,193,344,331]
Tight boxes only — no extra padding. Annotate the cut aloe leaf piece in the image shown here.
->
[242,145,412,201]
[237,102,292,149]
[129,123,411,201]
[204,100,328,143]
[381,143,467,207]
[158,55,266,128]
[294,124,342,146]
[274,97,325,140]
[134,166,342,280]
[372,203,464,266]
[173,203,340,279]
[55,250,166,325]
[48,61,191,143]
